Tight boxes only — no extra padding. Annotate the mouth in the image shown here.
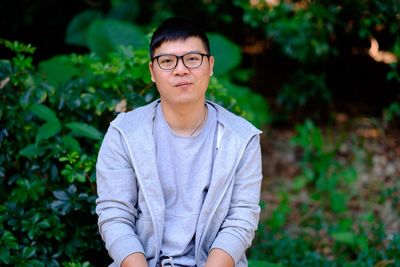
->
[174,81,193,88]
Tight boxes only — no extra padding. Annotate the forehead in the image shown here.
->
[154,37,208,55]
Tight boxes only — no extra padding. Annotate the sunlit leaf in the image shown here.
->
[332,232,356,245]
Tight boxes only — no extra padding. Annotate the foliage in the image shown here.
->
[290,119,358,214]
[1,0,399,119]
[276,71,331,119]
[248,119,400,266]
[235,0,338,63]
[234,0,400,115]
[383,101,400,123]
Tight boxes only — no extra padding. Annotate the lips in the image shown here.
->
[174,81,193,87]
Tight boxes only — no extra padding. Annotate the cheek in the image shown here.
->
[152,72,166,84]
[200,72,211,86]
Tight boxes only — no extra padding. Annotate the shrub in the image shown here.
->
[247,119,400,266]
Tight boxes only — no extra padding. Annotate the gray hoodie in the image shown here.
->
[96,100,263,267]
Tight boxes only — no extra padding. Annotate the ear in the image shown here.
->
[209,56,215,77]
[149,62,156,83]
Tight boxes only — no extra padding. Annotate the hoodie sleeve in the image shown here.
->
[210,134,263,264]
[95,122,145,266]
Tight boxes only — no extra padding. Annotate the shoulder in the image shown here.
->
[207,101,261,139]
[110,100,159,136]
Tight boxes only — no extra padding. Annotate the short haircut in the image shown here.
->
[149,17,210,58]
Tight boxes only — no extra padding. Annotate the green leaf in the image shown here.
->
[356,234,369,251]
[341,167,358,184]
[30,103,59,122]
[53,190,69,201]
[208,33,241,76]
[38,220,51,229]
[248,260,285,267]
[61,135,81,152]
[0,59,12,80]
[65,10,103,47]
[36,120,61,144]
[87,19,147,59]
[21,246,36,259]
[0,249,10,264]
[108,1,139,22]
[38,55,79,86]
[1,231,19,250]
[330,191,347,213]
[292,175,308,190]
[219,78,270,127]
[66,122,103,140]
[19,144,47,158]
[332,231,356,245]
[27,259,45,267]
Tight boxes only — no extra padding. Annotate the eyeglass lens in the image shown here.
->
[156,53,205,70]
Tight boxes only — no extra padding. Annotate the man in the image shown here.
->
[96,17,263,267]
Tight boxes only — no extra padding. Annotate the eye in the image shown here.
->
[159,57,174,64]
[186,55,201,62]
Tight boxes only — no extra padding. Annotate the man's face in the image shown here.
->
[149,37,214,107]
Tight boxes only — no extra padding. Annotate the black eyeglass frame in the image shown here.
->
[151,52,210,70]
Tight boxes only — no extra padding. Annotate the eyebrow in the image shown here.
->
[153,50,207,57]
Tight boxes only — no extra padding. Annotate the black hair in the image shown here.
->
[149,17,210,58]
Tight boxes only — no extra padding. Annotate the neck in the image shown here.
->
[161,101,207,136]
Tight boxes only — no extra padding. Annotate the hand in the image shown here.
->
[204,248,234,267]
[121,252,148,267]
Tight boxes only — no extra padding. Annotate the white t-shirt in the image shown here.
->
[153,102,217,266]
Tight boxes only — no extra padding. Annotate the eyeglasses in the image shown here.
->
[152,52,210,70]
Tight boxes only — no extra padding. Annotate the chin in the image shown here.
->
[172,96,202,106]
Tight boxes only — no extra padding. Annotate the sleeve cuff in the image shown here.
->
[109,234,145,267]
[210,232,246,264]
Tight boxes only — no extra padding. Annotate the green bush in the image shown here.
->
[248,119,400,266]
[234,0,400,115]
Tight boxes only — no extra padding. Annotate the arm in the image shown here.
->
[205,248,234,267]
[121,252,148,267]
[209,134,263,264]
[96,124,145,266]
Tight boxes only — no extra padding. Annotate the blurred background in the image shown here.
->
[0,0,399,266]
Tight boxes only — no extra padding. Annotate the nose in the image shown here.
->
[172,58,189,75]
